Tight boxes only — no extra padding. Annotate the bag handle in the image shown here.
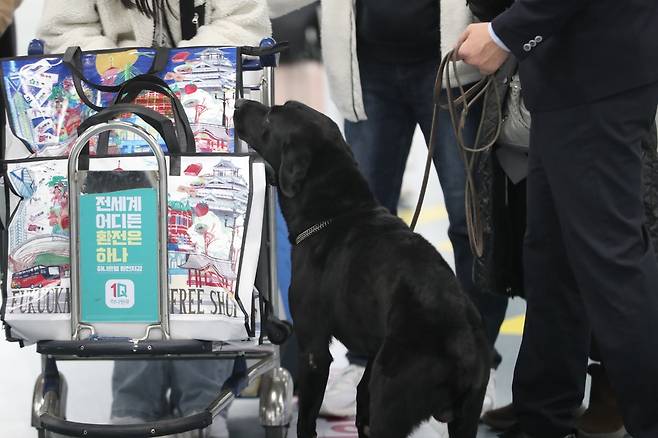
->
[180,1,204,40]
[63,46,169,112]
[77,104,185,175]
[240,41,289,57]
[114,76,194,144]
[90,75,195,156]
[78,104,179,150]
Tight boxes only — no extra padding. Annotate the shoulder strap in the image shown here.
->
[180,1,205,40]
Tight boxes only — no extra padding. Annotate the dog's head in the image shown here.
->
[234,100,356,199]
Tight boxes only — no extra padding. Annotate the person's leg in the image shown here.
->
[512,112,592,438]
[111,360,169,421]
[170,359,234,415]
[579,122,658,437]
[344,60,417,215]
[578,337,625,438]
[170,359,234,437]
[534,84,658,438]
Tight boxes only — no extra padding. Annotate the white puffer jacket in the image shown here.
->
[269,0,481,122]
[0,0,21,35]
[38,0,272,53]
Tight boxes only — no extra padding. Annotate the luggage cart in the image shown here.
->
[26,39,294,438]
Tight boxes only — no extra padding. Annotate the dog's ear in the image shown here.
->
[279,140,311,198]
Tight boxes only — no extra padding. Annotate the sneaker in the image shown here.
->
[499,424,577,438]
[481,403,517,431]
[577,364,627,438]
[483,403,587,433]
[409,418,448,438]
[318,364,366,418]
[481,368,496,417]
[111,415,146,424]
[205,414,230,438]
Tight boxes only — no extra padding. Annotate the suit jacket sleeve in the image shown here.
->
[492,0,590,60]
[467,0,513,22]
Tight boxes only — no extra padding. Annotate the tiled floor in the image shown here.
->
[227,312,525,438]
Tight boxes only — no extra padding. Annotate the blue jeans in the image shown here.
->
[111,359,233,420]
[276,200,293,320]
[345,58,508,367]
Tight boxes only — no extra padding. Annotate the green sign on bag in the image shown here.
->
[79,187,159,323]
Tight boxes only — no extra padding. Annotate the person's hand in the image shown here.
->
[455,23,509,75]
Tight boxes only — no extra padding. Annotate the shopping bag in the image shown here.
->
[1,105,265,342]
[1,45,242,159]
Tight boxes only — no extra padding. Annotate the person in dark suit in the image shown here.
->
[456,1,658,438]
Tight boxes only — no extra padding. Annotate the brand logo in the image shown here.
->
[105,279,135,308]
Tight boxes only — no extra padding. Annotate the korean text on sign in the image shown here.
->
[95,195,144,263]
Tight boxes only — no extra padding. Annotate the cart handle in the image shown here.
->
[40,411,212,438]
[37,339,213,357]
[68,121,171,341]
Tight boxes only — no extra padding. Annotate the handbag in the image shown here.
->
[498,70,531,152]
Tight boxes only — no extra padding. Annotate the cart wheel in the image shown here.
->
[264,426,289,438]
[265,318,293,345]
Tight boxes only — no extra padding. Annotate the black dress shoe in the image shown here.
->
[577,364,627,438]
[498,423,577,438]
[484,403,587,434]
[483,403,518,431]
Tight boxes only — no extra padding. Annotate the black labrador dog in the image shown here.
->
[235,100,489,438]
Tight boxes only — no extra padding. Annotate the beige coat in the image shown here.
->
[38,0,271,53]
[269,0,481,122]
[0,0,21,35]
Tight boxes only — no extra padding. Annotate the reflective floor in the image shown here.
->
[227,309,525,438]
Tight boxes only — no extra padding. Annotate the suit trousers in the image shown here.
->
[513,81,658,438]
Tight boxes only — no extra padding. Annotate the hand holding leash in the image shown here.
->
[455,23,510,75]
[410,49,504,259]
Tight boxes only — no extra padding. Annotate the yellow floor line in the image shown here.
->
[436,240,454,253]
[500,314,525,335]
[398,204,527,341]
[399,204,448,225]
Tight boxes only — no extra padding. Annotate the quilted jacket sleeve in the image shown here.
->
[38,0,119,53]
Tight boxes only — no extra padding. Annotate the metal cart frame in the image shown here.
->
[27,41,294,438]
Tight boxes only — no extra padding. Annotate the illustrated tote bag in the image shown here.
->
[1,46,243,159]
[1,106,265,342]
